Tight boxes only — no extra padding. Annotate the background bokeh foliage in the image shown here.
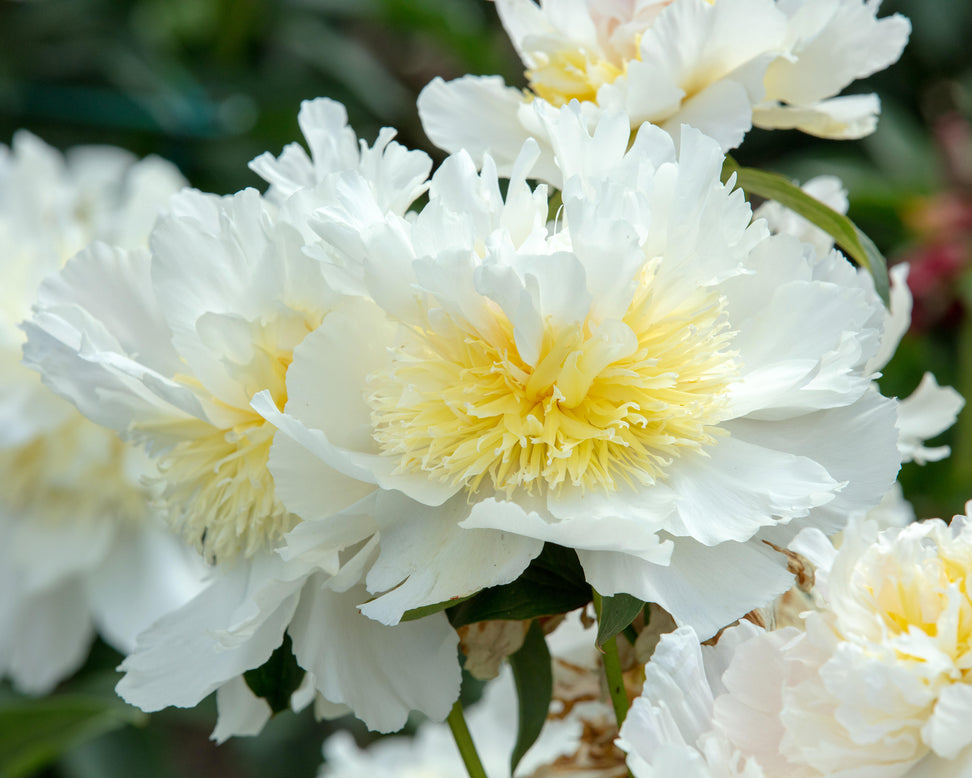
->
[2,0,972,775]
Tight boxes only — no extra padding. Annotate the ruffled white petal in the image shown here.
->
[289,577,461,732]
[579,538,793,639]
[896,373,965,465]
[211,676,273,744]
[116,554,304,711]
[362,492,544,625]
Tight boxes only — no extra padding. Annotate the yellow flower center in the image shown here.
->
[526,48,627,107]
[0,408,148,526]
[148,313,320,564]
[862,544,972,668]
[369,270,736,497]
[522,0,720,109]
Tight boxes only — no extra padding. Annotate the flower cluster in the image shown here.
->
[5,1,966,776]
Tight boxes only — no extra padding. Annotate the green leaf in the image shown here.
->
[508,620,553,775]
[722,159,891,306]
[243,633,305,714]
[0,694,146,778]
[594,592,644,648]
[446,544,591,629]
[401,594,474,623]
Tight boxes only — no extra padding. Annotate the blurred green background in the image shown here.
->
[2,0,972,775]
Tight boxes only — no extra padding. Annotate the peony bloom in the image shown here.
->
[23,100,462,737]
[620,509,972,777]
[617,622,805,777]
[0,131,206,694]
[254,102,909,641]
[781,514,972,776]
[418,0,910,184]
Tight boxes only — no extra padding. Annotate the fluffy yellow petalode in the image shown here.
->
[156,419,292,564]
[151,316,319,564]
[526,48,626,107]
[369,275,737,497]
[855,532,972,664]
[0,412,147,526]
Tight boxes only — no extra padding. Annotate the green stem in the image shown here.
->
[447,698,488,778]
[950,310,972,503]
[593,592,630,728]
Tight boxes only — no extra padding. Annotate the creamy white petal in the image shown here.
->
[753,94,883,139]
[289,577,460,733]
[361,492,543,624]
[765,0,910,105]
[3,581,94,694]
[211,676,273,744]
[730,389,901,539]
[665,436,839,545]
[86,525,210,654]
[418,76,540,178]
[896,373,965,465]
[461,495,674,563]
[922,683,972,760]
[117,554,304,711]
[579,538,793,639]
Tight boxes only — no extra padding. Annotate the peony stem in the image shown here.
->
[593,592,630,728]
[447,697,488,778]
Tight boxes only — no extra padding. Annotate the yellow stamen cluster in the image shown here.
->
[0,412,148,526]
[148,313,319,564]
[858,534,972,666]
[369,275,737,497]
[156,418,295,563]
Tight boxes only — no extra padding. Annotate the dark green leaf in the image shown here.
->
[509,620,553,775]
[243,633,305,714]
[722,159,891,306]
[0,694,146,778]
[446,544,591,629]
[594,592,644,648]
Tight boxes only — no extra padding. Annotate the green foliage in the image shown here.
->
[243,634,305,715]
[593,592,645,648]
[508,620,552,775]
[0,693,146,778]
[446,544,592,629]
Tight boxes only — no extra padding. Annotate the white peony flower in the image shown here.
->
[781,514,972,776]
[0,131,206,694]
[621,509,972,777]
[23,101,462,737]
[254,103,905,641]
[417,0,909,185]
[617,622,810,778]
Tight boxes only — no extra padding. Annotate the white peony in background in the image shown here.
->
[0,132,207,695]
